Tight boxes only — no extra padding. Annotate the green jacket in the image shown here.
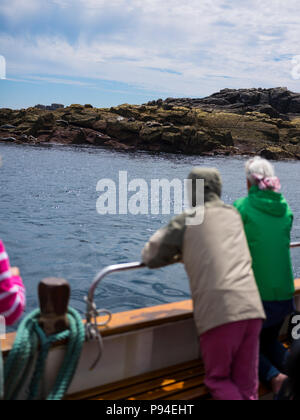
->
[234,186,294,302]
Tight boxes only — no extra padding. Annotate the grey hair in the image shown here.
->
[245,156,275,185]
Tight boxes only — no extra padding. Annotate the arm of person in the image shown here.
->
[0,241,26,326]
[142,213,187,269]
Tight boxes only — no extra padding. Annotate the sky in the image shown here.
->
[0,0,300,109]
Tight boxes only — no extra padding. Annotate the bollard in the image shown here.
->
[38,278,70,336]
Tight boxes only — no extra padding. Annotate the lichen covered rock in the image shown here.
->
[1,89,300,159]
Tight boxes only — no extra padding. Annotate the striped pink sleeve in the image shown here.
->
[0,240,26,326]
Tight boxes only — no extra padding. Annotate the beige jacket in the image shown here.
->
[142,194,265,336]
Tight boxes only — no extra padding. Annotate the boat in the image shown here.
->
[1,243,300,400]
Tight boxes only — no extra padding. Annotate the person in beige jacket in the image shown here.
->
[142,167,265,401]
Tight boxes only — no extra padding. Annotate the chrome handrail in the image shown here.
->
[87,262,145,310]
[85,243,300,369]
[86,242,300,318]
[291,242,300,248]
[85,261,145,369]
[85,262,145,329]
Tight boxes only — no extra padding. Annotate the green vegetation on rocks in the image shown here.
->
[1,88,300,159]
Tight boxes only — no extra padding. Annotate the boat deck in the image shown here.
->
[65,282,300,401]
[66,357,272,401]
[1,280,299,401]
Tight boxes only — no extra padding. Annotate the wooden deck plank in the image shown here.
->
[69,350,279,401]
[66,359,202,400]
[93,366,205,401]
[164,385,210,401]
[128,376,206,400]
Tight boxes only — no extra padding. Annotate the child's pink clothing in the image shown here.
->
[0,240,25,326]
[199,319,262,401]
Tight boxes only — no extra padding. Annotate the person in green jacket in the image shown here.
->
[234,156,295,395]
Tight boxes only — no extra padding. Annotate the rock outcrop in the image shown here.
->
[1,88,300,159]
[147,87,300,119]
[35,103,65,111]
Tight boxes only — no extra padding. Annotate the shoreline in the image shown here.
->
[0,130,299,162]
[1,140,299,164]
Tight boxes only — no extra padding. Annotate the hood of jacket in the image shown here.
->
[188,167,222,206]
[248,185,288,217]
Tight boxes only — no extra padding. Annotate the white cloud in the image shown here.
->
[1,0,300,98]
[0,0,44,21]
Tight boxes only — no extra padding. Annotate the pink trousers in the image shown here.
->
[199,319,262,401]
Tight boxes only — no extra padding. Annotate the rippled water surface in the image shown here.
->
[0,143,300,324]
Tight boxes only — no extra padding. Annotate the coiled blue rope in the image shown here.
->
[4,307,85,400]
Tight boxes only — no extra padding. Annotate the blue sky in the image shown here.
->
[0,0,300,109]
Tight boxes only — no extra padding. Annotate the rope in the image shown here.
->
[4,307,85,400]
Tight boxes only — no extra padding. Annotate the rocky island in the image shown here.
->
[1,87,300,160]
